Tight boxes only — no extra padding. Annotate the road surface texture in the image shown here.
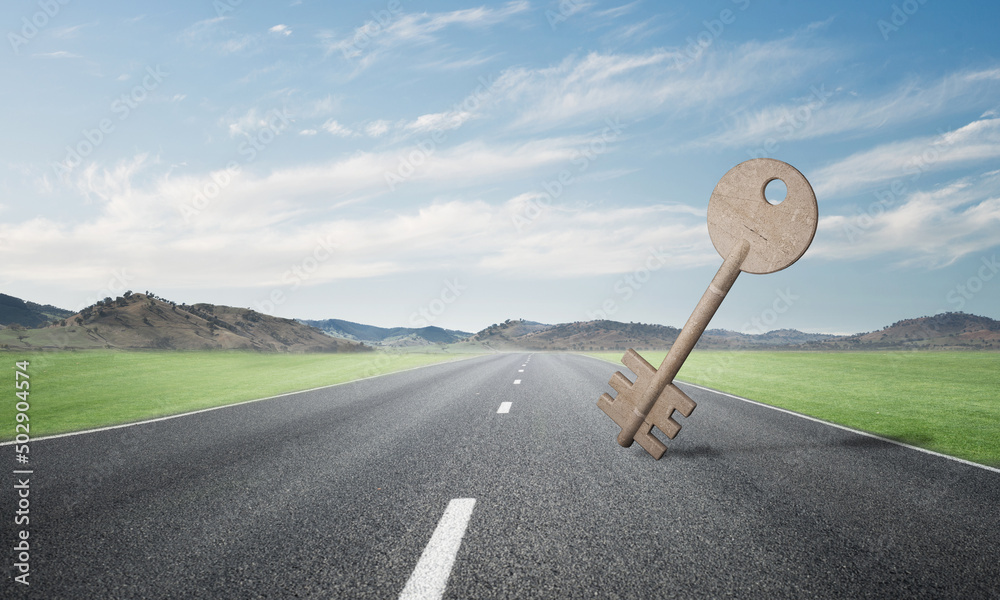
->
[3,352,999,598]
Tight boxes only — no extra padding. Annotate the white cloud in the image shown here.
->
[0,141,714,293]
[395,1,530,36]
[227,109,280,138]
[365,120,391,137]
[269,24,292,36]
[404,111,474,133]
[299,129,317,136]
[321,119,356,137]
[418,54,497,71]
[812,170,1000,268]
[811,116,1000,199]
[15,131,996,299]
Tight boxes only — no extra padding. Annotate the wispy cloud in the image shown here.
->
[33,51,82,59]
[179,17,259,55]
[51,23,97,38]
[365,120,391,137]
[602,17,663,45]
[551,0,594,20]
[321,119,356,137]
[292,95,341,118]
[595,1,643,19]
[484,37,829,131]
[812,116,1000,199]
[404,111,475,134]
[417,54,498,71]
[698,67,1000,150]
[226,108,286,138]
[327,1,530,68]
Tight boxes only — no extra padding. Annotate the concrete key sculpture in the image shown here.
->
[597,158,819,459]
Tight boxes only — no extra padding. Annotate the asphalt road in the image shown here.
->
[3,352,999,599]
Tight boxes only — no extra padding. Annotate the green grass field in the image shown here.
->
[592,350,1000,467]
[1,350,474,441]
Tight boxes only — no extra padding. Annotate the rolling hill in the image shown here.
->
[823,312,1000,350]
[0,292,366,353]
[301,318,472,347]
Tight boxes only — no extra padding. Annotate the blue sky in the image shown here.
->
[2,0,999,334]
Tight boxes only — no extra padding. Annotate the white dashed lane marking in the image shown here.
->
[399,498,477,600]
[497,402,512,414]
[513,380,521,384]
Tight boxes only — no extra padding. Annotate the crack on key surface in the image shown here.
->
[743,223,768,241]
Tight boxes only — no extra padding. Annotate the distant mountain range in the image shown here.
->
[2,291,997,352]
[455,314,1000,351]
[300,318,472,347]
[455,318,840,351]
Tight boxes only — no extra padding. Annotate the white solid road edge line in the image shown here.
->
[676,380,1000,476]
[399,498,476,600]
[497,402,512,414]
[576,353,1000,475]
[0,354,489,447]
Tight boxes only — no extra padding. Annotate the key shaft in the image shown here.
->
[614,238,750,447]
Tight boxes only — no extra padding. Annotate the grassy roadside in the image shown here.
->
[1,350,477,441]
[590,350,1000,468]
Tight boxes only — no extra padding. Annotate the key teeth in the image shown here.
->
[598,392,639,448]
[621,348,656,380]
[669,386,696,418]
[608,371,633,394]
[597,392,615,413]
[597,392,629,426]
[634,422,666,460]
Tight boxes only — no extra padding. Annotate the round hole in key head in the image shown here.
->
[764,178,787,205]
